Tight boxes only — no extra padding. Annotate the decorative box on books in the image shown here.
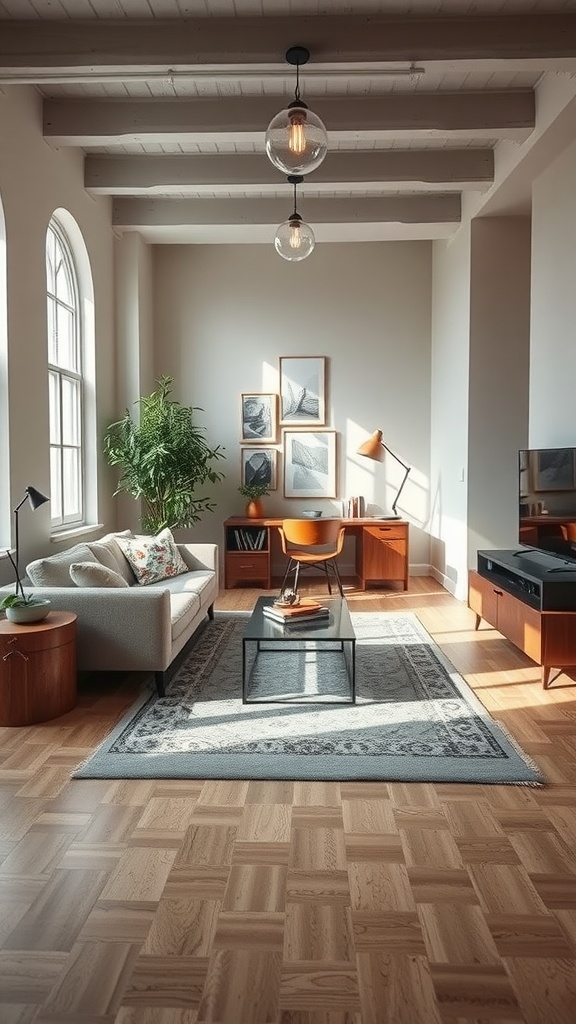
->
[263,599,330,626]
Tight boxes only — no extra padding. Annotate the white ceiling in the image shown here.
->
[1,0,576,244]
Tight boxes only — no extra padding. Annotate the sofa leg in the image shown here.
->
[208,603,214,621]
[154,671,167,697]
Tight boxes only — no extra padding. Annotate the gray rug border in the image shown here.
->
[73,611,544,784]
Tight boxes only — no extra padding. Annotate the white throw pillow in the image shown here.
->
[26,543,98,587]
[69,562,130,588]
[116,527,189,586]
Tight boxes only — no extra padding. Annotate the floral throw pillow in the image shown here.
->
[116,528,189,586]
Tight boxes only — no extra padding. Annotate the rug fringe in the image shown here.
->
[485,717,545,785]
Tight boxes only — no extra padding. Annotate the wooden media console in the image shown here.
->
[469,549,576,689]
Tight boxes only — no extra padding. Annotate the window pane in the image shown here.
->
[54,238,73,306]
[56,303,76,372]
[50,447,62,522]
[47,297,57,365]
[46,229,56,293]
[63,448,81,518]
[49,371,61,444]
[61,376,80,445]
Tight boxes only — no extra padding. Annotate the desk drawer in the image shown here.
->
[226,552,269,586]
[364,524,407,542]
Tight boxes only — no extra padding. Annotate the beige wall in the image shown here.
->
[152,241,433,574]
[468,217,531,557]
[431,217,531,600]
[530,136,576,445]
[0,86,117,581]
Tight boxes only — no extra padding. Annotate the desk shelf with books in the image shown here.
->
[224,518,271,588]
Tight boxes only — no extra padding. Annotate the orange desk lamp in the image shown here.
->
[357,430,411,517]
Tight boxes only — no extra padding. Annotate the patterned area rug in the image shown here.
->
[74,612,543,783]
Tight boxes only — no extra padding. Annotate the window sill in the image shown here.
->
[50,524,104,543]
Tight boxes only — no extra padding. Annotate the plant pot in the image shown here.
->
[5,599,52,624]
[246,499,264,519]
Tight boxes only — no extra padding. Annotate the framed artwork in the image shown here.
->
[283,430,336,498]
[533,448,576,491]
[279,356,326,426]
[240,393,277,443]
[241,447,278,490]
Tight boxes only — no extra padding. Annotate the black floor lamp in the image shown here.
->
[357,430,411,518]
[6,486,50,599]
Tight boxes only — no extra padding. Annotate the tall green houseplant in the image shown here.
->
[104,376,225,533]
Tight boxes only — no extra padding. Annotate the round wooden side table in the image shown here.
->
[0,611,77,726]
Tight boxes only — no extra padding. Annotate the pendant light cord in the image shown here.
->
[294,61,301,104]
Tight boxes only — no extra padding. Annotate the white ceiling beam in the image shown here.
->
[2,58,575,86]
[44,93,534,146]
[85,150,493,196]
[112,194,461,229]
[130,223,460,245]
[2,15,576,72]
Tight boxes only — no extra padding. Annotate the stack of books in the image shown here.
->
[263,598,330,627]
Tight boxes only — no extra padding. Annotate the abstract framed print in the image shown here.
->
[533,447,576,491]
[279,356,326,426]
[241,447,278,490]
[283,430,336,498]
[240,393,277,443]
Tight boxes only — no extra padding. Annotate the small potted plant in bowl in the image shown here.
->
[1,551,51,623]
[238,483,270,519]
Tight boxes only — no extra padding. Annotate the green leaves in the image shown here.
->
[238,483,270,500]
[103,376,225,533]
[1,594,37,608]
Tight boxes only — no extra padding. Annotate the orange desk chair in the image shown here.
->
[278,518,346,597]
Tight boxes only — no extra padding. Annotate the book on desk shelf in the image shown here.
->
[263,604,330,625]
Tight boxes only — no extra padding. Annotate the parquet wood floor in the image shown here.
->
[1,577,576,1023]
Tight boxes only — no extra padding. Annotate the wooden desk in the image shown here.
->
[0,611,77,726]
[224,517,409,591]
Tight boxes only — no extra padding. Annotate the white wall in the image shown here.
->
[431,225,471,598]
[530,137,576,446]
[0,85,117,581]
[152,241,432,574]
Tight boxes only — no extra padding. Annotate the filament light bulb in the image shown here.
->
[289,220,302,249]
[288,112,307,155]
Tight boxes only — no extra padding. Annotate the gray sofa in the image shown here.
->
[1,532,218,696]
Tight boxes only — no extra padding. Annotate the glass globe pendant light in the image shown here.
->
[266,46,328,176]
[274,175,315,262]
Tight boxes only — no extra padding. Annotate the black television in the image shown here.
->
[519,446,576,562]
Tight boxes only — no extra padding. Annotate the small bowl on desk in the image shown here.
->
[301,510,322,519]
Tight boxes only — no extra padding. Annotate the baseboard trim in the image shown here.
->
[430,564,458,596]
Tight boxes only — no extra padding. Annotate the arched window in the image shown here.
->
[0,195,8,549]
[46,220,83,527]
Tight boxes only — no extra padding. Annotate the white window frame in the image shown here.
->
[47,220,84,529]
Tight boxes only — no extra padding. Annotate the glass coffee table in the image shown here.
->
[242,596,356,704]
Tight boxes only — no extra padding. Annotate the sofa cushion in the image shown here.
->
[88,531,135,585]
[69,562,129,588]
[116,528,189,586]
[26,543,99,587]
[169,591,202,642]
[146,569,214,597]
